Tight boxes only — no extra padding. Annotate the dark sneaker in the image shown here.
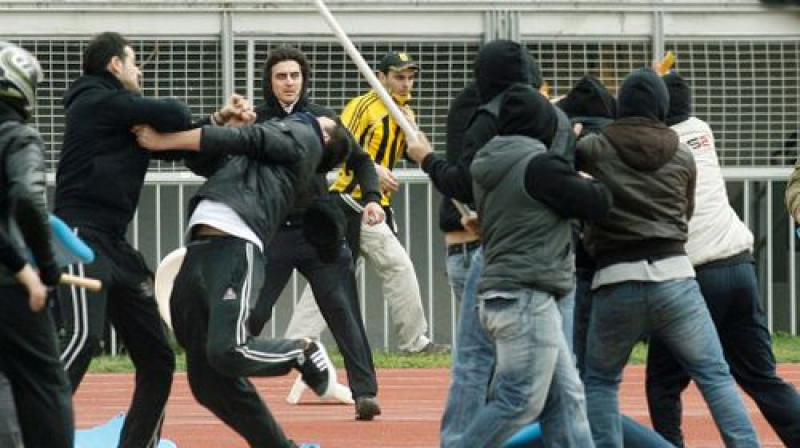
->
[297,340,336,398]
[355,395,382,421]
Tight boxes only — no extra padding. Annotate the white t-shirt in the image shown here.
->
[187,199,263,252]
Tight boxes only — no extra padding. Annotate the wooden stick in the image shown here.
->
[60,273,102,292]
[311,0,419,143]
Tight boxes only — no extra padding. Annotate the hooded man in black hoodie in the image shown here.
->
[462,83,610,448]
[405,39,579,448]
[244,46,383,420]
[577,67,759,448]
[53,31,199,448]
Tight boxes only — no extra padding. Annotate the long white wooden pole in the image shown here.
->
[311,0,419,144]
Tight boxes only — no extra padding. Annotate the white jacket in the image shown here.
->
[675,117,753,266]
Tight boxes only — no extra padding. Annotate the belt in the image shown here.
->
[446,240,481,256]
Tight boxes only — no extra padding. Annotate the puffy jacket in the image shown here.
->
[186,117,323,246]
[54,72,192,237]
[0,103,56,285]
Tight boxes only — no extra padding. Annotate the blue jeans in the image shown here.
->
[444,244,478,312]
[646,259,800,447]
[458,289,593,448]
[440,248,495,448]
[572,272,673,448]
[584,279,759,448]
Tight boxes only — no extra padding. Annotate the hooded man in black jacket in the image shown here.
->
[244,46,383,420]
[135,109,348,448]
[53,31,197,448]
[405,39,575,448]
[577,67,759,448]
[0,41,74,448]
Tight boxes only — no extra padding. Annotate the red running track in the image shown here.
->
[74,365,800,447]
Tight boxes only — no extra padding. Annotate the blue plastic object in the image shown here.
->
[75,413,177,448]
[50,214,95,265]
[503,422,543,448]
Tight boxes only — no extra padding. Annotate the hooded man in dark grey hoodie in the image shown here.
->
[405,40,552,448]
[459,83,610,448]
[577,67,759,448]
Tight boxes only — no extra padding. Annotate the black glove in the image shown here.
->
[303,200,346,263]
[38,260,62,287]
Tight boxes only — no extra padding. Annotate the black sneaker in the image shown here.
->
[355,396,382,421]
[297,340,336,398]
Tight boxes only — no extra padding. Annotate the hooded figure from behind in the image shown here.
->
[576,67,696,268]
[471,83,611,297]
[556,75,617,138]
[463,83,610,447]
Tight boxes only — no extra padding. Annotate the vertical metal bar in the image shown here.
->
[652,10,665,62]
[155,184,162,264]
[178,183,185,245]
[220,10,234,101]
[790,210,797,335]
[427,183,435,340]
[767,183,774,333]
[247,39,255,105]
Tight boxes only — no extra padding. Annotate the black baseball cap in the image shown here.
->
[377,51,419,72]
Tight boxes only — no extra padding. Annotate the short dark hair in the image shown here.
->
[83,32,129,75]
[318,118,351,173]
[262,46,310,93]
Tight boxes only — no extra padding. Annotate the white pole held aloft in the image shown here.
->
[311,0,419,144]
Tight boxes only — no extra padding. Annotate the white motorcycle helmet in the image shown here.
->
[0,41,43,117]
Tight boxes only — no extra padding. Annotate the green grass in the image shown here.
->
[626,332,800,364]
[88,333,800,373]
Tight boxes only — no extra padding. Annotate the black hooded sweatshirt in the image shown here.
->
[421,39,543,212]
[54,72,192,237]
[556,75,617,273]
[576,68,697,268]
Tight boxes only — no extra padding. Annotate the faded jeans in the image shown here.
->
[457,289,594,448]
[584,279,759,448]
[440,248,493,448]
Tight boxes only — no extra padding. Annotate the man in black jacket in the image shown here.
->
[245,46,383,420]
[135,111,347,448]
[53,31,193,448]
[405,39,545,447]
[0,41,74,448]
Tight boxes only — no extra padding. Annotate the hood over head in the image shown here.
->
[663,71,692,126]
[602,118,680,172]
[498,83,557,148]
[556,75,616,120]
[617,67,669,122]
[474,40,542,103]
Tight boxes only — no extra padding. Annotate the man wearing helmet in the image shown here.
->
[0,41,74,448]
